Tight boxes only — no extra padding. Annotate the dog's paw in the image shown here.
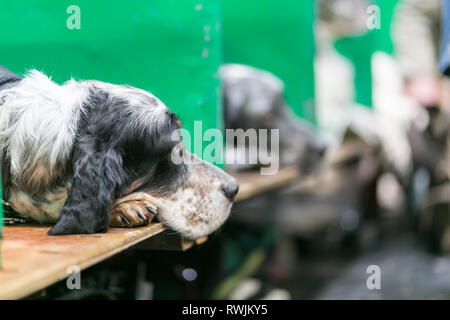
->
[110,192,158,228]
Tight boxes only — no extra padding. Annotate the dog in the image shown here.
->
[220,64,326,174]
[0,65,238,239]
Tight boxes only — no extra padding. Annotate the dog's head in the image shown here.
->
[91,82,239,239]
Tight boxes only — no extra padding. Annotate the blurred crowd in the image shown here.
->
[226,0,449,254]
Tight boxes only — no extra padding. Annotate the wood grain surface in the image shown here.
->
[0,223,164,299]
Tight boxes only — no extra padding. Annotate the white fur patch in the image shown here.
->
[0,70,89,177]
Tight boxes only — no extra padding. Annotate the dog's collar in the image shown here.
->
[0,65,22,91]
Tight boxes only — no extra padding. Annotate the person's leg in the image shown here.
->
[439,0,450,76]
[442,78,450,112]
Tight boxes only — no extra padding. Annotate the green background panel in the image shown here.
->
[0,0,223,160]
[222,0,316,124]
[334,0,400,108]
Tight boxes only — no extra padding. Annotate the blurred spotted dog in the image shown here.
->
[0,65,238,239]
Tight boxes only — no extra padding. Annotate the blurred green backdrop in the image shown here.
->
[222,0,317,124]
[0,0,223,159]
[334,0,400,107]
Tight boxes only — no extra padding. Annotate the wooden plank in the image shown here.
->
[0,223,164,299]
[137,232,209,251]
[136,230,195,251]
[233,166,300,202]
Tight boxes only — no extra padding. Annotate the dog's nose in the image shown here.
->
[222,181,239,201]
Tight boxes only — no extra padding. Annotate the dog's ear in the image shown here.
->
[48,138,125,235]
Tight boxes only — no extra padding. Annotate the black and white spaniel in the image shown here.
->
[0,65,238,239]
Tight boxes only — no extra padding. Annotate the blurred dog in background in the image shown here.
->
[220,64,326,175]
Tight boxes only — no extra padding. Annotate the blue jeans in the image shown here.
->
[440,0,450,75]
